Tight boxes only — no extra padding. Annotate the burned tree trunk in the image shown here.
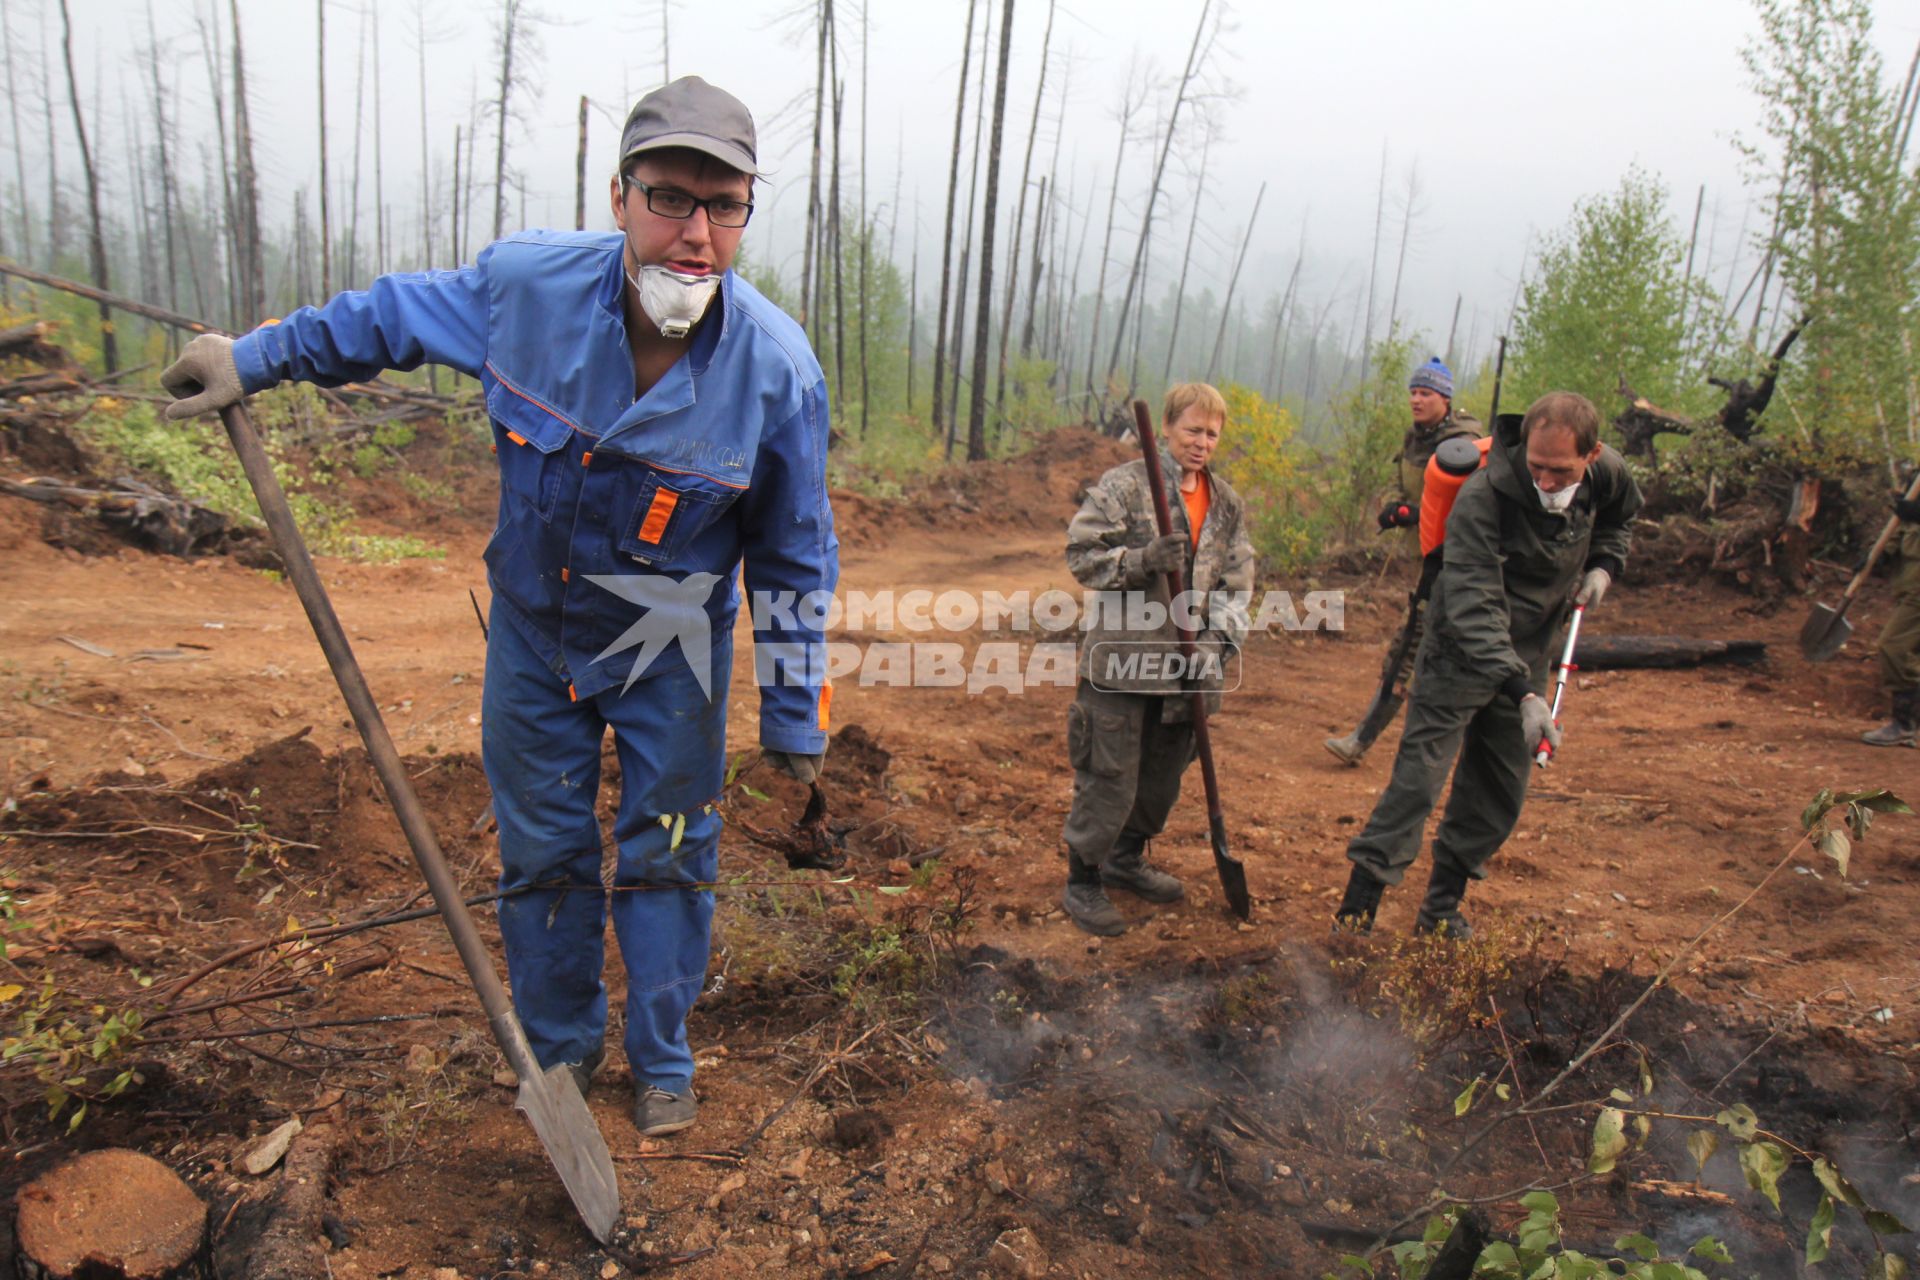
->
[930,0,978,441]
[56,0,115,372]
[317,0,331,295]
[1614,319,1804,458]
[1103,0,1213,392]
[1578,635,1768,670]
[966,0,1015,461]
[994,0,1053,418]
[799,0,826,332]
[228,0,265,326]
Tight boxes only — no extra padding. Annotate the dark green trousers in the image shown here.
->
[1877,573,1920,693]
[1061,681,1197,873]
[1345,690,1532,886]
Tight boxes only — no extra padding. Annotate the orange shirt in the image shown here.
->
[1180,471,1210,547]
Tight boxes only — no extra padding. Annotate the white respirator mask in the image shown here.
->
[1534,481,1580,513]
[629,264,720,339]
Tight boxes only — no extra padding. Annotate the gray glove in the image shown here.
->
[1131,533,1188,581]
[1574,567,1611,608]
[764,749,825,786]
[160,334,245,421]
[1520,693,1562,759]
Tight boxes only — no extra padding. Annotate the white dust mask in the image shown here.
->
[1535,481,1579,513]
[630,265,720,339]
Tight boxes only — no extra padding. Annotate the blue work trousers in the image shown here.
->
[480,603,729,1094]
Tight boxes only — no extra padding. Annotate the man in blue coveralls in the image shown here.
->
[161,78,838,1138]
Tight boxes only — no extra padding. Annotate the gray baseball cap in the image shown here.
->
[619,77,759,178]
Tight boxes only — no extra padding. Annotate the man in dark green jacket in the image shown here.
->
[1334,392,1643,936]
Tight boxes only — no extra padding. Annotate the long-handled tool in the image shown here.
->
[1534,604,1585,768]
[1800,469,1920,662]
[215,402,620,1242]
[1132,399,1251,920]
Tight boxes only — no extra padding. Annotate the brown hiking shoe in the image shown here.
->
[634,1086,698,1136]
[1862,719,1918,747]
[1323,733,1367,766]
[564,1043,606,1097]
[1101,847,1184,904]
[1862,693,1917,746]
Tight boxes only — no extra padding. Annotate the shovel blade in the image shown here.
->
[1210,813,1250,921]
[515,1064,622,1243]
[1799,602,1854,662]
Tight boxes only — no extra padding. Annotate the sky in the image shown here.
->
[14,0,1920,370]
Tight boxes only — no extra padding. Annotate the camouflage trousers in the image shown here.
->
[1061,681,1197,875]
[1344,690,1532,886]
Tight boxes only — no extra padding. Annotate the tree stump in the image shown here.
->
[14,1149,207,1279]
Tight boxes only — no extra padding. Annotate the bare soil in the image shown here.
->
[2,424,1917,1279]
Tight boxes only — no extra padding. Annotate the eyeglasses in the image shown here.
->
[621,176,754,228]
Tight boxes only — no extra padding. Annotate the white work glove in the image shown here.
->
[1520,693,1562,759]
[160,334,245,421]
[1574,567,1611,609]
[764,749,825,786]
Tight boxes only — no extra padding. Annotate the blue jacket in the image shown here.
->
[233,230,838,754]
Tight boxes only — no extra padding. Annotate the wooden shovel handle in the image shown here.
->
[216,403,521,1040]
[1843,468,1920,601]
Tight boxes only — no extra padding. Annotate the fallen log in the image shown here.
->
[0,260,452,413]
[15,1149,208,1279]
[212,1125,339,1280]
[0,476,260,558]
[1577,635,1767,670]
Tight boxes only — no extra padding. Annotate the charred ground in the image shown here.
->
[2,405,1918,1279]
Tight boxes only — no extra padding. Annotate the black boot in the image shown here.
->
[1862,690,1918,748]
[1414,863,1473,939]
[1332,865,1385,934]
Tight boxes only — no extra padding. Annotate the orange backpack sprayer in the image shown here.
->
[1419,434,1494,556]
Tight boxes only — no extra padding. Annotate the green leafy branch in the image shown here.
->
[1338,1194,1738,1280]
[1368,786,1910,1272]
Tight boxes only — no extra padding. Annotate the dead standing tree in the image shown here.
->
[930,0,979,440]
[1160,114,1213,384]
[1080,66,1147,414]
[317,0,331,294]
[227,0,265,327]
[945,0,993,451]
[1205,179,1264,381]
[992,0,1054,423]
[55,0,115,372]
[489,0,546,242]
[1101,0,1217,402]
[965,0,1016,461]
[799,0,827,333]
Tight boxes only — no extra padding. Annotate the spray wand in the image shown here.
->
[1534,605,1584,768]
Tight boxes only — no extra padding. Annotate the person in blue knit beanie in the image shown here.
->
[1324,356,1483,765]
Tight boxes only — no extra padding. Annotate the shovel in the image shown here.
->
[215,402,621,1243]
[1800,469,1920,662]
[1132,399,1251,920]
